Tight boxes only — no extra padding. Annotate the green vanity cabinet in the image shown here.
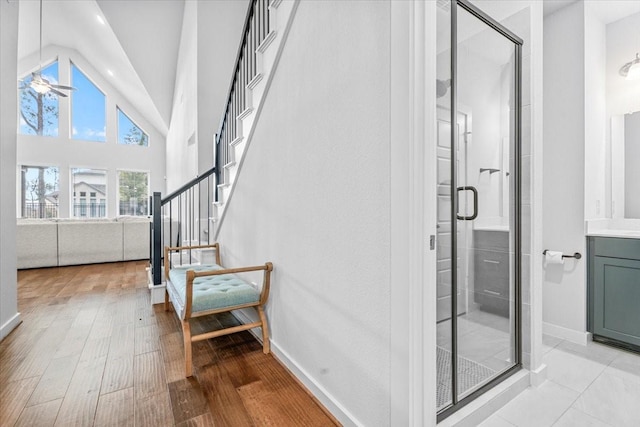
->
[588,236,640,350]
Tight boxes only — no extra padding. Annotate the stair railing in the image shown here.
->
[150,166,216,285]
[150,0,271,286]
[215,0,271,188]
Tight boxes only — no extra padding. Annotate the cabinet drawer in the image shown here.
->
[474,249,510,294]
[474,230,509,251]
[592,237,640,260]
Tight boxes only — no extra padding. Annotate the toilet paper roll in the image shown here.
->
[545,251,564,265]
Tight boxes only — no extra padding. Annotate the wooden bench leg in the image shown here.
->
[181,319,193,377]
[257,306,270,354]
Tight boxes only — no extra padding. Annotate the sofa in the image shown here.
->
[17,217,151,269]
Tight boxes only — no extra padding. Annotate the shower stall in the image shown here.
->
[435,0,523,419]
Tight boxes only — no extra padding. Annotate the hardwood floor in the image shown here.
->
[0,261,339,426]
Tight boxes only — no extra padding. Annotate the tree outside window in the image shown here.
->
[117,108,149,146]
[19,61,59,137]
[118,171,149,216]
[20,165,60,218]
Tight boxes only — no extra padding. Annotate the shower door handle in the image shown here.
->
[456,186,478,221]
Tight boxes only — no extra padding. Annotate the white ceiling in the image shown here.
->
[18,0,187,137]
[97,0,184,129]
[542,0,640,23]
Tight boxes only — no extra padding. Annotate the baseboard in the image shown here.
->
[0,312,22,341]
[148,285,166,307]
[542,322,589,345]
[270,340,364,427]
[231,310,362,426]
[529,363,548,387]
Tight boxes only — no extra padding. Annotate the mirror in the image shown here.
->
[611,111,640,218]
[605,8,640,219]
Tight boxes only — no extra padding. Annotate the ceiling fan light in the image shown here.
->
[626,61,640,81]
[31,80,50,94]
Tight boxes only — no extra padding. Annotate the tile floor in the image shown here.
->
[479,335,640,427]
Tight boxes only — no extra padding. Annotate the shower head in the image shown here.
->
[437,79,451,98]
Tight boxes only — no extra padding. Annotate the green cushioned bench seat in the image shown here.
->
[164,243,273,377]
[167,263,260,318]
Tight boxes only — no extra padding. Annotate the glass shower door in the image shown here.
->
[436,0,522,418]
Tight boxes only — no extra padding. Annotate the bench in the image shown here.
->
[164,243,273,377]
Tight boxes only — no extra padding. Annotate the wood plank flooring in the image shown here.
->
[0,261,339,426]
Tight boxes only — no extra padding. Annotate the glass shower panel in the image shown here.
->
[436,0,453,412]
[455,5,517,400]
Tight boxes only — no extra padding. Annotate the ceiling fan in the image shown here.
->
[20,0,75,97]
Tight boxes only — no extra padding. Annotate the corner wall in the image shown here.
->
[215,1,391,424]
[1,0,20,340]
[542,2,587,341]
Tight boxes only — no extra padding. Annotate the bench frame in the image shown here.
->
[164,243,273,377]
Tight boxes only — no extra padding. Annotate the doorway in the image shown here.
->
[435,0,523,419]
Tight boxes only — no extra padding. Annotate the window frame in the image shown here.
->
[116,107,150,147]
[116,169,150,217]
[18,163,61,219]
[70,61,107,143]
[70,167,109,219]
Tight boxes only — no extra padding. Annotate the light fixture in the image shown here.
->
[96,15,105,25]
[107,69,114,77]
[22,0,75,97]
[619,53,640,80]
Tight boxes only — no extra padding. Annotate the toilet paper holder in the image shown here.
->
[543,250,582,260]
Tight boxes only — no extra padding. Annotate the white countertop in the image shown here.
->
[587,229,640,239]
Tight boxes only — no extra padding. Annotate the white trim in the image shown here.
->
[542,321,590,345]
[0,312,22,341]
[530,363,548,387]
[231,309,361,425]
[257,31,277,53]
[247,73,264,90]
[230,135,245,146]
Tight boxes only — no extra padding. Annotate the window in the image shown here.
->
[71,168,107,218]
[117,108,148,146]
[20,165,60,218]
[118,171,149,216]
[19,61,59,137]
[71,63,106,142]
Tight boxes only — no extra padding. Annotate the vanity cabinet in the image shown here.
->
[588,236,640,349]
[474,230,510,317]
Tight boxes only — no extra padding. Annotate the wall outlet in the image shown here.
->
[596,200,601,215]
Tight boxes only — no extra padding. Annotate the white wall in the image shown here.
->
[197,0,249,175]
[17,46,166,218]
[166,0,249,190]
[216,1,391,424]
[166,1,198,192]
[1,0,20,340]
[542,2,587,340]
[584,4,607,220]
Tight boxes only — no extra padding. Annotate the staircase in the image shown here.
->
[213,0,298,234]
[148,0,298,294]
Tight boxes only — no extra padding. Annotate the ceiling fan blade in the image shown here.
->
[49,87,68,98]
[49,84,76,90]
